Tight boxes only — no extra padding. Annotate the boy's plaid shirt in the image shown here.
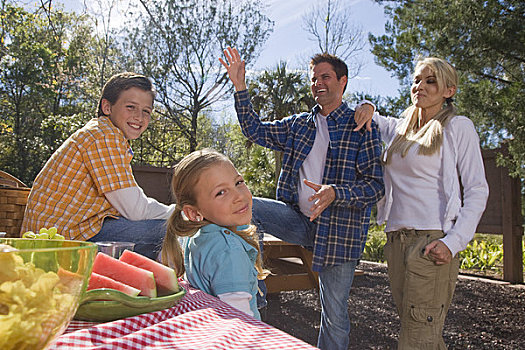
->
[234,90,384,271]
[21,116,137,240]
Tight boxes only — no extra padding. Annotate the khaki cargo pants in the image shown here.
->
[384,229,460,350]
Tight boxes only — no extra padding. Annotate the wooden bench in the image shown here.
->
[263,235,319,293]
[262,235,365,293]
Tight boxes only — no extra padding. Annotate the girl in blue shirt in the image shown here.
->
[161,149,268,319]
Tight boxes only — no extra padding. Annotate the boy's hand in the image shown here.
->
[304,179,335,221]
[353,103,374,132]
[219,47,247,91]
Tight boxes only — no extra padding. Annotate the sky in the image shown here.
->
[253,0,400,97]
[55,0,400,99]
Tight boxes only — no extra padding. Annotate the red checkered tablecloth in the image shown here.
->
[49,282,318,349]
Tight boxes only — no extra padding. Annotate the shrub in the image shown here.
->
[362,225,387,263]
[459,238,503,272]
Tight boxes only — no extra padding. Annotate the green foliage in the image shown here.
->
[459,237,504,272]
[370,0,525,177]
[0,3,97,184]
[362,225,387,263]
[249,61,314,122]
[239,145,276,198]
[0,1,276,187]
[247,61,314,187]
[521,237,525,268]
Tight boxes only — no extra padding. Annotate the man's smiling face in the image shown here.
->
[310,62,347,115]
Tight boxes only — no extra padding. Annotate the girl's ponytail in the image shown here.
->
[162,204,207,276]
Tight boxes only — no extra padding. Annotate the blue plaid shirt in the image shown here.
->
[234,90,384,271]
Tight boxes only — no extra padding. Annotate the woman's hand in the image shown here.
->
[219,47,247,91]
[424,240,453,265]
[353,103,374,132]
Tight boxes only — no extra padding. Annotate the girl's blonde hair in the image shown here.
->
[385,57,458,163]
[161,148,268,280]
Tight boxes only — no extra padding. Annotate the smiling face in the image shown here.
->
[188,160,253,230]
[411,65,455,120]
[310,62,347,116]
[101,87,154,140]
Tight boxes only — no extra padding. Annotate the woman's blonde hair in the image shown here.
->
[385,57,458,163]
[161,148,268,280]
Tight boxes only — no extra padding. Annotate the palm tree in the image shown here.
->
[248,62,315,185]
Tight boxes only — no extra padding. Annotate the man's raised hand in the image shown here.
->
[219,47,247,91]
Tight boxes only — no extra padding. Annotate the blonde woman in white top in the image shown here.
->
[355,57,489,349]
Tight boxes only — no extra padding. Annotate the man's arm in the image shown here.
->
[220,47,294,152]
[331,125,385,209]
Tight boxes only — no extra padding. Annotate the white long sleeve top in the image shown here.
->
[105,186,175,221]
[373,112,489,256]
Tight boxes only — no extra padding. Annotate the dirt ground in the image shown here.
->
[262,261,525,350]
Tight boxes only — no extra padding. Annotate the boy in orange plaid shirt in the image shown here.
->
[21,72,173,259]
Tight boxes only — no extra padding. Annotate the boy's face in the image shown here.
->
[101,87,154,140]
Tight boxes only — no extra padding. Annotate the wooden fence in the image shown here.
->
[476,147,523,283]
[132,165,174,205]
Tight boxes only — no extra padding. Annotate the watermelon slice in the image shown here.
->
[92,252,157,297]
[119,250,180,296]
[87,272,141,297]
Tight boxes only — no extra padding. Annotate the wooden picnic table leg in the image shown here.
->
[297,247,319,290]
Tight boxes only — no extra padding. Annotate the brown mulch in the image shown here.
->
[263,261,525,350]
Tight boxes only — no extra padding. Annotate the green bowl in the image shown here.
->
[0,238,97,350]
[75,287,186,322]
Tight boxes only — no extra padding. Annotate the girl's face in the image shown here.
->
[102,87,153,140]
[411,65,455,119]
[191,161,252,230]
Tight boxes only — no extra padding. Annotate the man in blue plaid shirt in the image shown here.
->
[220,47,384,350]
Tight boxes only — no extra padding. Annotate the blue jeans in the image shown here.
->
[89,216,167,260]
[252,197,357,350]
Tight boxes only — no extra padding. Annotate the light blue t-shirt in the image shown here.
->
[183,223,260,319]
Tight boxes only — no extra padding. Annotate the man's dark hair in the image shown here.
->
[97,72,156,117]
[310,53,349,92]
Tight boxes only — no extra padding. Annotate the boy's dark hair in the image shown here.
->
[97,72,156,117]
[310,53,349,92]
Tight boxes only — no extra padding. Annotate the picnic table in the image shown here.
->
[263,235,364,293]
[50,281,318,350]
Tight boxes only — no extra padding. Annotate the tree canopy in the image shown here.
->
[370,0,524,176]
[302,0,365,78]
[0,2,97,184]
[247,61,314,185]
[0,0,275,185]
[122,0,274,154]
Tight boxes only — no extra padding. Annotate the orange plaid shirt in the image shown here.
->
[21,116,137,240]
